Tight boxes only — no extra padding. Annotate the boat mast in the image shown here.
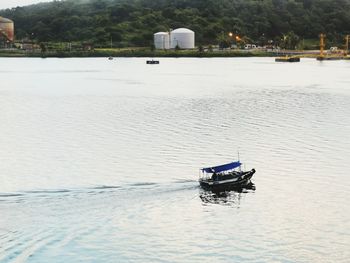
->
[238,150,242,172]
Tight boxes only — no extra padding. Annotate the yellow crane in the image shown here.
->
[345,35,349,56]
[317,33,345,60]
[319,33,325,57]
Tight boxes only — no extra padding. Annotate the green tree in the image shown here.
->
[281,31,300,49]
[1,0,349,47]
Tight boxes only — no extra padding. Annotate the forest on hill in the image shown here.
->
[1,0,350,48]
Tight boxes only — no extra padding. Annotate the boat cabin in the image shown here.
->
[200,161,242,181]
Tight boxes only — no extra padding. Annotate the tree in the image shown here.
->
[40,42,47,53]
[281,31,300,49]
[198,45,204,52]
[1,0,349,47]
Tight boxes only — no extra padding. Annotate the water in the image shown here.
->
[0,57,349,262]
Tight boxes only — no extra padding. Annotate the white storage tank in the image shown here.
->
[170,28,195,49]
[0,16,14,42]
[154,32,170,50]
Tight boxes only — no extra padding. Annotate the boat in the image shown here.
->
[199,161,255,192]
[275,56,300,62]
[146,59,159,64]
[108,57,114,60]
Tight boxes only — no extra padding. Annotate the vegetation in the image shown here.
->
[1,0,350,48]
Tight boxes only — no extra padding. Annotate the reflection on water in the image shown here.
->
[199,183,256,207]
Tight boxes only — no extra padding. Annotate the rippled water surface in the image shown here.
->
[0,58,350,262]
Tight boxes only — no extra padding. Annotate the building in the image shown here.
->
[0,16,14,48]
[154,32,170,50]
[154,28,195,50]
[170,28,195,49]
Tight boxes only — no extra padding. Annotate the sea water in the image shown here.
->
[0,57,349,262]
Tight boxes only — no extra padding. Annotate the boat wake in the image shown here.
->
[0,180,199,203]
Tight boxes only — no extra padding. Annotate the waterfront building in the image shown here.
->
[0,16,14,48]
[154,32,170,50]
[154,28,195,50]
[170,28,195,49]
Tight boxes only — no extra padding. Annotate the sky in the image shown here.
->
[0,0,51,10]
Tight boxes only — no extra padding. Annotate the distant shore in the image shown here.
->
[0,49,271,58]
[0,48,324,58]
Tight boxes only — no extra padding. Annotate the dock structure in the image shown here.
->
[272,33,350,61]
[316,33,344,61]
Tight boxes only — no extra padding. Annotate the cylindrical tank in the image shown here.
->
[0,16,14,42]
[170,28,195,49]
[154,32,170,50]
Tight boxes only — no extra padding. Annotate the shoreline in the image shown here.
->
[0,49,324,58]
[0,50,272,58]
[1,49,347,59]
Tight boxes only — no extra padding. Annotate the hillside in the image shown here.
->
[1,0,350,47]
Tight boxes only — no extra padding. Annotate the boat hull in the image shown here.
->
[199,169,255,192]
[146,60,159,64]
[275,57,300,62]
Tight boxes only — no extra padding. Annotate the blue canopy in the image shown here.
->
[201,161,241,173]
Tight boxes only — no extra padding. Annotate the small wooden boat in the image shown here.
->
[275,56,300,62]
[199,161,255,192]
[146,59,159,64]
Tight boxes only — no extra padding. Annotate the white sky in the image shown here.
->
[0,0,52,10]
